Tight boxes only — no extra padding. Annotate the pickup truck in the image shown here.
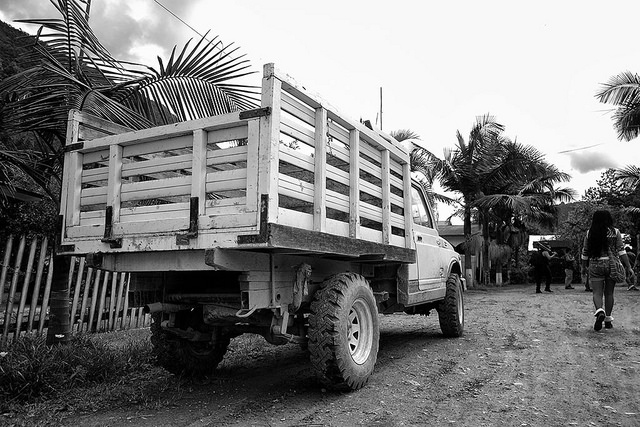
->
[58,63,464,390]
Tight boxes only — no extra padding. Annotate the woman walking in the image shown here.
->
[581,210,635,330]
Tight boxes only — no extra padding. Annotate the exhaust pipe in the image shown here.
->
[143,302,188,314]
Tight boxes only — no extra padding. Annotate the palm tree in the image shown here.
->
[390,129,457,217]
[0,0,258,344]
[428,115,574,286]
[596,71,640,142]
[426,115,506,287]
[472,140,574,284]
[0,0,258,202]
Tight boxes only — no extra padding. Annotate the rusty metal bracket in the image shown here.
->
[101,206,122,248]
[176,197,199,246]
[239,107,271,120]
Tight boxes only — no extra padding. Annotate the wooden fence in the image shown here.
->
[0,234,150,345]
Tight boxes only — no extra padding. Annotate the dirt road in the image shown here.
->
[69,283,640,427]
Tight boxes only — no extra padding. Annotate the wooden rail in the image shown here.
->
[60,63,415,259]
[0,234,149,346]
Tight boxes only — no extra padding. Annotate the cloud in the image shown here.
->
[567,150,618,174]
[0,0,199,65]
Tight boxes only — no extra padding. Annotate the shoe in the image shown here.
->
[536,289,542,294]
[628,286,639,291]
[604,321,613,329]
[565,286,575,289]
[585,288,592,292]
[544,288,553,293]
[594,309,605,331]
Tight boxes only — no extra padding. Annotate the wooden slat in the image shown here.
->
[279,174,314,202]
[245,120,260,212]
[281,117,315,147]
[2,236,25,342]
[281,90,315,127]
[113,273,126,330]
[314,107,327,232]
[122,153,192,178]
[326,163,349,187]
[277,207,313,230]
[120,203,190,223]
[112,218,189,235]
[79,111,247,153]
[66,152,83,226]
[108,273,118,330]
[192,129,207,217]
[403,162,414,248]
[360,202,383,223]
[122,134,193,158]
[204,200,250,216]
[121,176,191,202]
[82,149,110,165]
[206,126,248,145]
[70,257,85,332]
[106,144,123,224]
[96,272,109,332]
[206,144,248,164]
[0,235,13,307]
[328,120,350,146]
[349,129,361,239]
[381,150,391,244]
[200,212,259,229]
[79,267,93,332]
[15,239,37,336]
[27,237,48,331]
[81,167,109,184]
[326,189,350,212]
[120,277,130,330]
[280,146,314,172]
[37,253,54,334]
[87,269,101,332]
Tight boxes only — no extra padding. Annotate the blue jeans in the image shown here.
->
[588,258,610,281]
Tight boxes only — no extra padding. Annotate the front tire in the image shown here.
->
[150,312,230,377]
[308,273,380,390]
[437,273,464,337]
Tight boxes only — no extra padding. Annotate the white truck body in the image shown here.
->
[59,64,464,390]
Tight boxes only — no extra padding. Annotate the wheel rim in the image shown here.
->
[348,297,374,365]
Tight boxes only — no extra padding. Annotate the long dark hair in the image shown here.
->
[586,210,614,257]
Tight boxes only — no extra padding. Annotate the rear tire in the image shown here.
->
[308,273,379,390]
[437,273,464,337]
[150,312,230,377]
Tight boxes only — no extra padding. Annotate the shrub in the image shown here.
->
[0,333,154,406]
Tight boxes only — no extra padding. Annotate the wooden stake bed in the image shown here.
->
[59,64,416,264]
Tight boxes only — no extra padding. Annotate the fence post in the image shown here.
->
[27,237,48,332]
[0,235,14,307]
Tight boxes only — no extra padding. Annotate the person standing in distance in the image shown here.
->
[533,242,555,293]
[563,250,576,289]
[581,210,635,331]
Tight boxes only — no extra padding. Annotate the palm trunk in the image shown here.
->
[464,205,474,288]
[482,212,490,286]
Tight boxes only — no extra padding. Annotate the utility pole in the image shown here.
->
[379,87,383,131]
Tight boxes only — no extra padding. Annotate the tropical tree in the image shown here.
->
[0,0,258,204]
[390,129,457,214]
[421,115,574,287]
[0,0,258,344]
[596,71,640,142]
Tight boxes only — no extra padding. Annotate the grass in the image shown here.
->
[0,329,181,426]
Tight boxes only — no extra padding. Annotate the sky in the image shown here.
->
[2,0,639,219]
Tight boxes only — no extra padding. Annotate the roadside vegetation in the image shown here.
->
[0,330,177,423]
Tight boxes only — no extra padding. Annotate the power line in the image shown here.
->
[152,0,211,43]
